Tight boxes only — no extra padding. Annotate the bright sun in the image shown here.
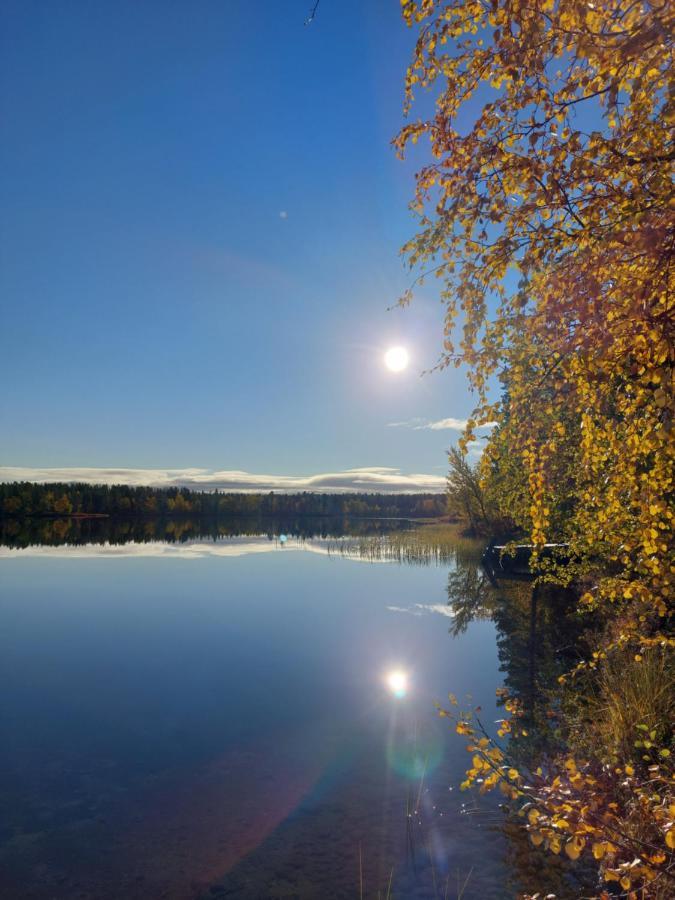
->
[384,346,409,372]
[386,669,409,698]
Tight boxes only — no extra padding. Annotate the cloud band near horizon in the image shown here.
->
[0,466,446,494]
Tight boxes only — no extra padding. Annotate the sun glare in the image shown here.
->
[384,346,409,372]
[386,669,408,699]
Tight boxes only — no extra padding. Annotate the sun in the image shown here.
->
[384,346,409,372]
[386,669,408,698]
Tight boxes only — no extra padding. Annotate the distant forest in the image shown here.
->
[0,482,447,520]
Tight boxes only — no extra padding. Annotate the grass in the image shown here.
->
[326,523,483,567]
[569,646,675,764]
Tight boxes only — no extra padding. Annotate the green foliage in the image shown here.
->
[446,447,498,534]
[0,481,448,521]
[566,647,675,767]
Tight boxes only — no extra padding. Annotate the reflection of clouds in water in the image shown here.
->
[0,538,392,563]
[387,603,455,619]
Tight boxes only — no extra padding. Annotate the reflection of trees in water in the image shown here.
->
[0,515,410,549]
[444,553,594,896]
[445,554,497,637]
[500,816,595,899]
[445,552,585,760]
[492,581,586,764]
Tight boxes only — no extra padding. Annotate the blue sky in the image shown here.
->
[0,0,481,489]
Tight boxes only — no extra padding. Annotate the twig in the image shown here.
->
[304,0,320,25]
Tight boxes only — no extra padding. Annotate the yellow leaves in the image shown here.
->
[497,719,512,738]
[400,4,675,892]
[564,836,585,860]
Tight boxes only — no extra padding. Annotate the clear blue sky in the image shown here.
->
[0,0,479,489]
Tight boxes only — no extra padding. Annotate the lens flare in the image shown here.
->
[384,346,409,372]
[386,722,443,780]
[386,669,408,698]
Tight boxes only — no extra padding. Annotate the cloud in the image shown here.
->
[388,417,497,432]
[466,440,486,458]
[279,211,288,219]
[387,603,455,618]
[387,417,428,429]
[423,417,472,431]
[0,466,446,494]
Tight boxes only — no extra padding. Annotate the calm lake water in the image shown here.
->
[0,520,574,899]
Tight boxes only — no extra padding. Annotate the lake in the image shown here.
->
[0,520,575,899]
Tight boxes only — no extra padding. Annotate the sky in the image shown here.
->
[0,0,484,491]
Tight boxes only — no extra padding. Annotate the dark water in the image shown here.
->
[0,520,581,899]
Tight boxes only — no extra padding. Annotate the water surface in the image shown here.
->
[0,521,544,899]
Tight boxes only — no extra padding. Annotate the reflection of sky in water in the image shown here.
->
[0,540,508,898]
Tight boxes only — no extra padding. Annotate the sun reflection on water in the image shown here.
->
[386,669,408,699]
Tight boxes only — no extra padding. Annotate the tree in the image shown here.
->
[446,446,494,533]
[397,0,673,642]
[53,493,73,515]
[398,0,674,891]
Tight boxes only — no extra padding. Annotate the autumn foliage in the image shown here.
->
[397,0,674,893]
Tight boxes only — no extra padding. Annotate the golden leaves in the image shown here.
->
[401,2,674,895]
[397,0,673,643]
[564,836,585,860]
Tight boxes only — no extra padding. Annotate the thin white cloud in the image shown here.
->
[388,418,497,432]
[279,210,288,219]
[387,417,428,428]
[0,466,446,494]
[387,603,455,618]
[424,417,472,431]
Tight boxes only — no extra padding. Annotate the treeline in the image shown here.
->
[0,482,447,520]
